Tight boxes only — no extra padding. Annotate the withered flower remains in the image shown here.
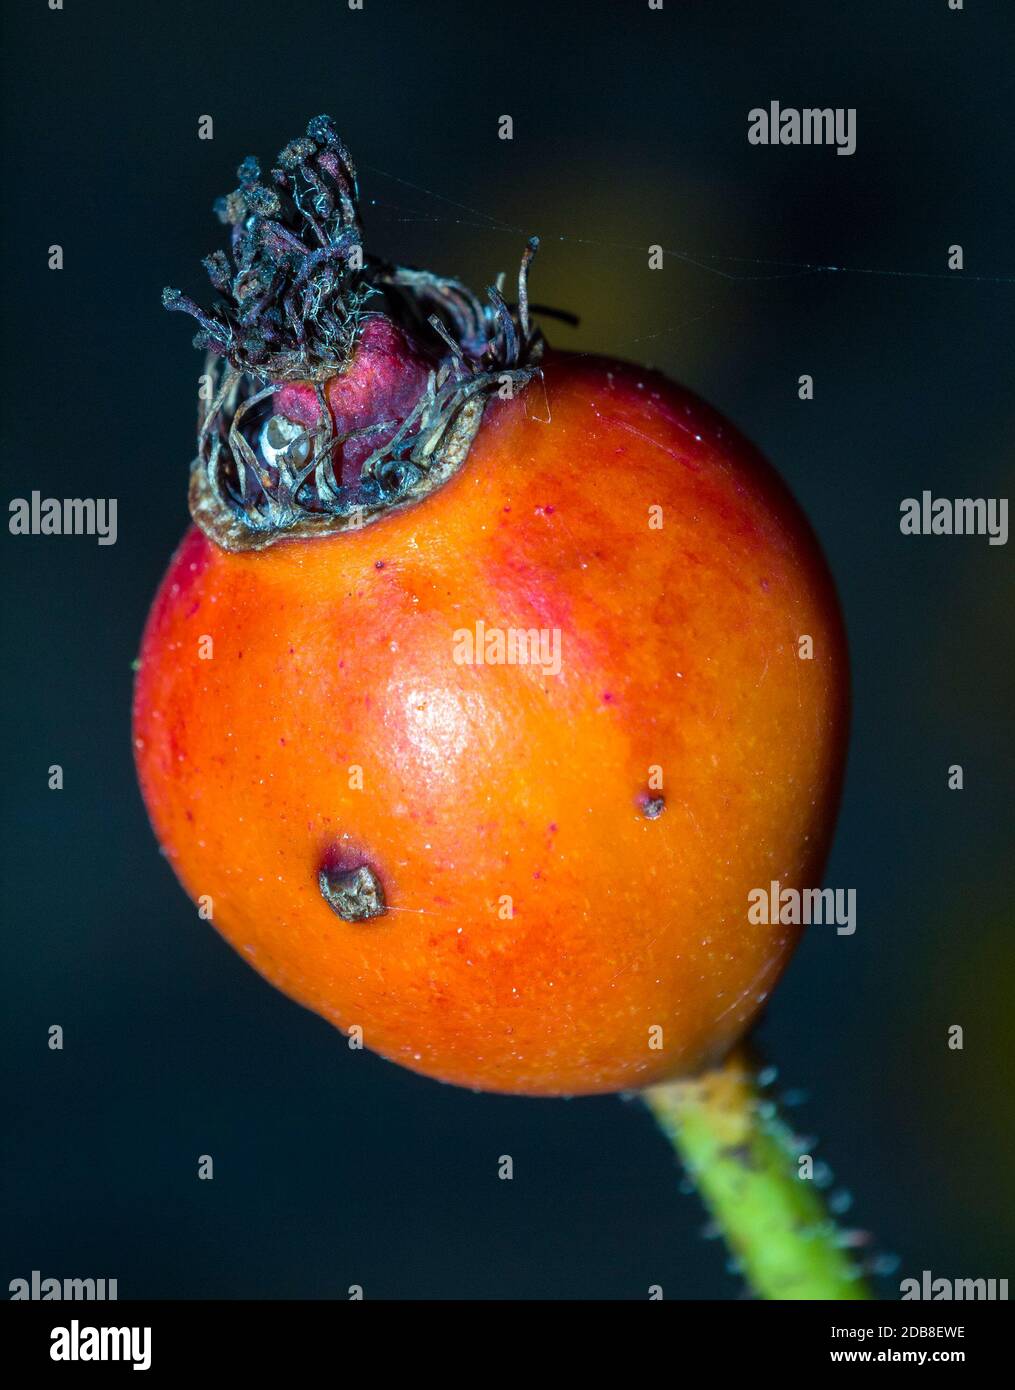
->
[163,115,542,550]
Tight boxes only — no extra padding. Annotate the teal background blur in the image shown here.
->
[2,0,1012,1298]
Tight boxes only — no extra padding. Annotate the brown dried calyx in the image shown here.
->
[163,115,543,551]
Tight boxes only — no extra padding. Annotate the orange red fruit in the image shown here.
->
[133,349,847,1096]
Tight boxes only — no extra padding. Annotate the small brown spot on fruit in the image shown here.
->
[640,794,666,819]
[319,863,387,922]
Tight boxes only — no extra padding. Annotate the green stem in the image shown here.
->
[643,1048,872,1300]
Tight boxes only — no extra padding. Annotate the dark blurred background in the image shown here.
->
[2,0,1012,1299]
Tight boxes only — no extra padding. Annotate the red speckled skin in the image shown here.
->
[133,350,848,1096]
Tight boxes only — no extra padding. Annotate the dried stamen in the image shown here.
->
[165,116,545,551]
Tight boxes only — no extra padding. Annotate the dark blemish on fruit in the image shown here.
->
[319,862,387,922]
[375,560,385,569]
[760,577,770,592]
[602,691,615,704]
[639,793,666,819]
[548,822,558,833]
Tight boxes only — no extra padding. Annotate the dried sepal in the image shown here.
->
[166,117,544,551]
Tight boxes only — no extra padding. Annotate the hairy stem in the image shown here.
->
[643,1048,872,1300]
